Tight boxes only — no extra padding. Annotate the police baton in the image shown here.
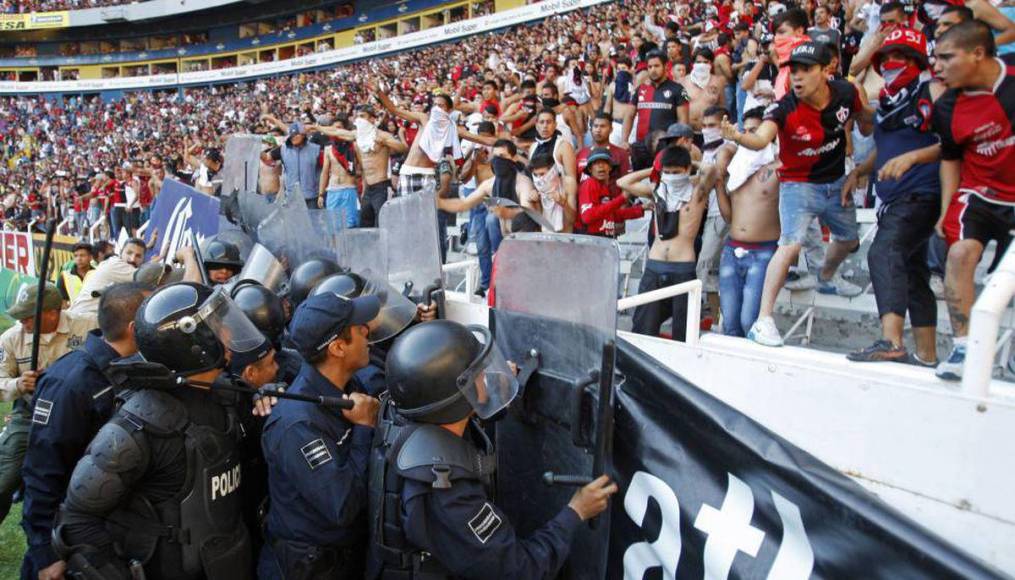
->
[30,219,58,372]
[212,380,355,411]
[190,231,210,286]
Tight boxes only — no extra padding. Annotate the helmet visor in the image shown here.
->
[195,288,268,355]
[457,325,519,419]
[359,274,417,344]
[237,243,287,294]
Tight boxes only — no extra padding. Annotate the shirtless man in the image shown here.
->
[682,48,728,138]
[714,108,781,337]
[311,106,407,227]
[617,147,717,342]
[370,80,464,198]
[437,140,536,220]
[526,153,577,233]
[258,136,282,197]
[602,57,636,148]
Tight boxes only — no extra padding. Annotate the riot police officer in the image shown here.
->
[203,239,244,285]
[21,283,149,580]
[287,257,342,307]
[54,282,260,580]
[369,320,618,579]
[231,281,302,385]
[258,292,382,579]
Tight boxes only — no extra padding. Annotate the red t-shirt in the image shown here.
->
[763,79,862,183]
[577,178,644,236]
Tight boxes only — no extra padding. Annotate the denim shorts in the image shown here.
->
[779,177,858,246]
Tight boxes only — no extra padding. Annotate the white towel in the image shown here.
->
[727,143,776,192]
[417,107,462,163]
[354,118,377,153]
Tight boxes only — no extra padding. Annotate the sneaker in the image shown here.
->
[935,344,966,381]
[817,272,863,297]
[784,272,817,291]
[474,287,487,298]
[846,340,907,362]
[907,353,938,368]
[748,316,784,347]
[929,275,945,299]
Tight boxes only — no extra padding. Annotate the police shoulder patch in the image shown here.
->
[467,502,502,544]
[32,399,53,426]
[301,438,332,470]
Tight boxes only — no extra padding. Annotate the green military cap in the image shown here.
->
[7,282,62,321]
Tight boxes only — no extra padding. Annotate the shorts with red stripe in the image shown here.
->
[942,191,1015,252]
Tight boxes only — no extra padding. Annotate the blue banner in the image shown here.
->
[144,179,221,260]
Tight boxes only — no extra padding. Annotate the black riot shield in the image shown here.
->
[492,233,619,580]
[378,192,443,307]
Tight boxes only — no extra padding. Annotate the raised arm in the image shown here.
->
[616,168,656,198]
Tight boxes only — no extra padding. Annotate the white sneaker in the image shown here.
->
[748,316,784,347]
[817,272,863,297]
[936,343,966,382]
[784,272,817,291]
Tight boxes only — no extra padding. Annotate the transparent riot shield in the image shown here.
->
[492,233,619,580]
[234,243,287,293]
[378,192,443,304]
[222,135,271,233]
[307,208,344,257]
[256,185,334,271]
[204,229,254,262]
[335,228,389,281]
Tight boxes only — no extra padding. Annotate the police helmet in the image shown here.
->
[203,239,243,271]
[135,282,266,377]
[230,282,286,346]
[312,272,417,344]
[288,258,343,307]
[386,321,519,424]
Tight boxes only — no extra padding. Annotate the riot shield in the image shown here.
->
[256,186,334,271]
[222,135,271,233]
[234,243,287,293]
[484,197,559,233]
[307,208,344,256]
[378,192,443,305]
[335,228,389,281]
[492,233,619,580]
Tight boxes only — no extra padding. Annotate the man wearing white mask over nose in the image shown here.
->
[527,153,577,233]
[617,147,718,342]
[696,105,738,325]
[681,48,727,146]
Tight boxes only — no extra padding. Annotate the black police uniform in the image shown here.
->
[369,413,583,579]
[20,330,120,579]
[273,346,304,385]
[54,381,252,580]
[258,364,373,579]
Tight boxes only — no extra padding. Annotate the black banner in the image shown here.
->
[607,339,1002,579]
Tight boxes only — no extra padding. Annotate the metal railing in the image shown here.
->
[617,279,703,346]
[442,259,480,298]
[88,216,108,244]
[963,244,1015,397]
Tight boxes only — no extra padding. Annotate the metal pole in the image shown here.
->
[30,219,58,372]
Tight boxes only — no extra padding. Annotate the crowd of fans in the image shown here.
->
[2,0,1015,383]
[0,0,145,12]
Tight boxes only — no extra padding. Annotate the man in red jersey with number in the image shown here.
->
[932,20,1015,381]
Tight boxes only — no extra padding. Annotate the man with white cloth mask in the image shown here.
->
[713,106,781,337]
[371,79,466,197]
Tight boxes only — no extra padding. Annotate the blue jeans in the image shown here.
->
[736,83,748,129]
[779,177,858,245]
[468,204,502,289]
[719,242,776,337]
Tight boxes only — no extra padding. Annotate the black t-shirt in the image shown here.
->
[633,79,689,142]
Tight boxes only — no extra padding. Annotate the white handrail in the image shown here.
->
[963,244,1015,397]
[442,259,479,298]
[56,216,71,235]
[618,279,703,346]
[89,216,107,244]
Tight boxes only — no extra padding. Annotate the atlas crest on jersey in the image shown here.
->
[835,105,850,124]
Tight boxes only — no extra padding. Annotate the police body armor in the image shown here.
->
[367,398,496,580]
[85,389,252,580]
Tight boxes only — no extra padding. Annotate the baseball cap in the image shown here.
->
[788,42,831,67]
[7,283,62,321]
[287,293,380,359]
[659,123,694,142]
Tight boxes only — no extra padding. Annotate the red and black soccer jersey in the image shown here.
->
[764,79,863,183]
[632,79,689,142]
[932,59,1015,205]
